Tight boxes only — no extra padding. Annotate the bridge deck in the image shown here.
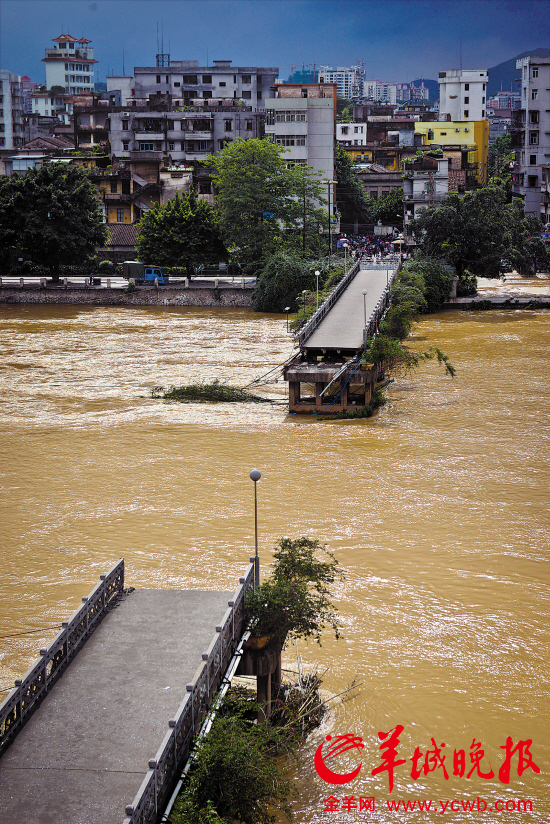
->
[0,589,232,824]
[304,266,392,351]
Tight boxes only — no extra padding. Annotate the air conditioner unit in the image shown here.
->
[124,112,130,117]
[455,128,460,132]
[464,128,469,132]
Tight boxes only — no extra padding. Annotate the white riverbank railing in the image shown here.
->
[0,559,125,754]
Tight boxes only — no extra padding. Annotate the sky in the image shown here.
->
[1,0,548,85]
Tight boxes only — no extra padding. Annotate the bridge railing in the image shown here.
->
[122,559,256,824]
[295,258,361,347]
[0,559,124,754]
[362,263,401,347]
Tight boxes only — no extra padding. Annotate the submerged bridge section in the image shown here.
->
[284,257,399,414]
[0,559,254,824]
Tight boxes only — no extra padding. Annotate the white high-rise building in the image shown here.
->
[438,69,488,121]
[42,34,97,94]
[318,66,363,99]
[363,80,397,105]
[0,71,23,148]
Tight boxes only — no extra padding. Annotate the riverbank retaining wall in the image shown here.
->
[0,285,254,308]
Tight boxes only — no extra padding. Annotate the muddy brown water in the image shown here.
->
[0,304,548,822]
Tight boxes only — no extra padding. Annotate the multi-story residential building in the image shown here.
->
[438,69,488,121]
[336,122,367,146]
[403,155,449,236]
[414,119,489,184]
[265,82,336,178]
[0,71,24,148]
[20,76,37,113]
[42,34,97,94]
[487,90,521,111]
[317,66,363,99]
[130,60,278,108]
[512,55,550,218]
[363,80,398,105]
[31,91,73,123]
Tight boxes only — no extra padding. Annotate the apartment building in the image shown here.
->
[131,61,278,108]
[414,120,489,184]
[403,156,449,236]
[0,71,24,149]
[42,34,97,94]
[512,56,550,218]
[438,69,488,121]
[363,81,398,105]
[317,66,363,99]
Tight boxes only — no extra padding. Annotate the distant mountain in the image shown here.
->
[411,77,439,101]
[487,48,550,98]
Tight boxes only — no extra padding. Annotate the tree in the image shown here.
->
[334,146,370,228]
[487,133,515,201]
[207,138,326,271]
[136,188,227,277]
[369,186,404,227]
[408,187,543,278]
[0,163,107,280]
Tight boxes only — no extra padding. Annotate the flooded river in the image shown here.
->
[0,304,548,821]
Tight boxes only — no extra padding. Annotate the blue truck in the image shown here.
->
[122,261,169,284]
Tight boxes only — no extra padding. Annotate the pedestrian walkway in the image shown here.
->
[0,588,234,824]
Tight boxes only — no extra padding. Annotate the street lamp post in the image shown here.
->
[250,469,261,587]
[284,306,290,332]
[315,270,320,311]
[327,179,337,260]
[362,289,368,329]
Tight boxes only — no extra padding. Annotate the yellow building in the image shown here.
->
[414,120,489,184]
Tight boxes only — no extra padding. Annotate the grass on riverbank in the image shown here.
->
[151,380,269,403]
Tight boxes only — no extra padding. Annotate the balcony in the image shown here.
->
[129,150,163,161]
[134,132,164,141]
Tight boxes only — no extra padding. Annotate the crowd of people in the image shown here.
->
[338,233,411,261]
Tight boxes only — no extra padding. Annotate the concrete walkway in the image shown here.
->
[0,589,232,824]
[305,267,391,350]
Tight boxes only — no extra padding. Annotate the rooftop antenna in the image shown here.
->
[459,37,462,71]
[122,46,125,76]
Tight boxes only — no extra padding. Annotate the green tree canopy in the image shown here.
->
[334,145,370,226]
[409,187,546,277]
[369,186,404,227]
[0,163,107,279]
[207,138,327,271]
[136,188,227,277]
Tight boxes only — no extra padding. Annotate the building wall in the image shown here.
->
[132,61,278,108]
[0,71,23,148]
[264,95,335,181]
[414,120,489,184]
[438,69,488,121]
[43,35,97,94]
[513,56,550,218]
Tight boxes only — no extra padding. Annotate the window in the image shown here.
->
[530,155,537,165]
[527,175,538,188]
[530,111,539,124]
[341,126,348,135]
[464,110,469,118]
[464,96,469,104]
[242,91,251,99]
[274,134,306,146]
[482,96,485,103]
[464,83,469,90]
[65,63,68,70]
[354,126,359,133]
[532,67,539,78]
[165,76,169,83]
[117,209,124,222]
[301,89,308,98]
[233,75,237,83]
[183,75,198,84]
[382,190,389,197]
[532,89,538,100]
[529,131,539,144]
[257,91,262,99]
[224,119,232,131]
[203,91,212,99]
[121,180,131,195]
[483,83,486,90]
[245,120,253,130]
[156,75,161,83]
[199,182,211,194]
[110,180,117,193]
[174,82,180,87]
[219,82,226,87]
[242,74,251,84]
[427,129,434,140]
[202,75,212,84]
[122,120,129,130]
[139,142,155,151]
[169,142,175,150]
[440,131,447,136]
[122,141,129,150]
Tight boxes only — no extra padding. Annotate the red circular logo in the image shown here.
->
[314,734,365,785]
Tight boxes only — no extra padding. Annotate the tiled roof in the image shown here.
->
[106,224,140,247]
